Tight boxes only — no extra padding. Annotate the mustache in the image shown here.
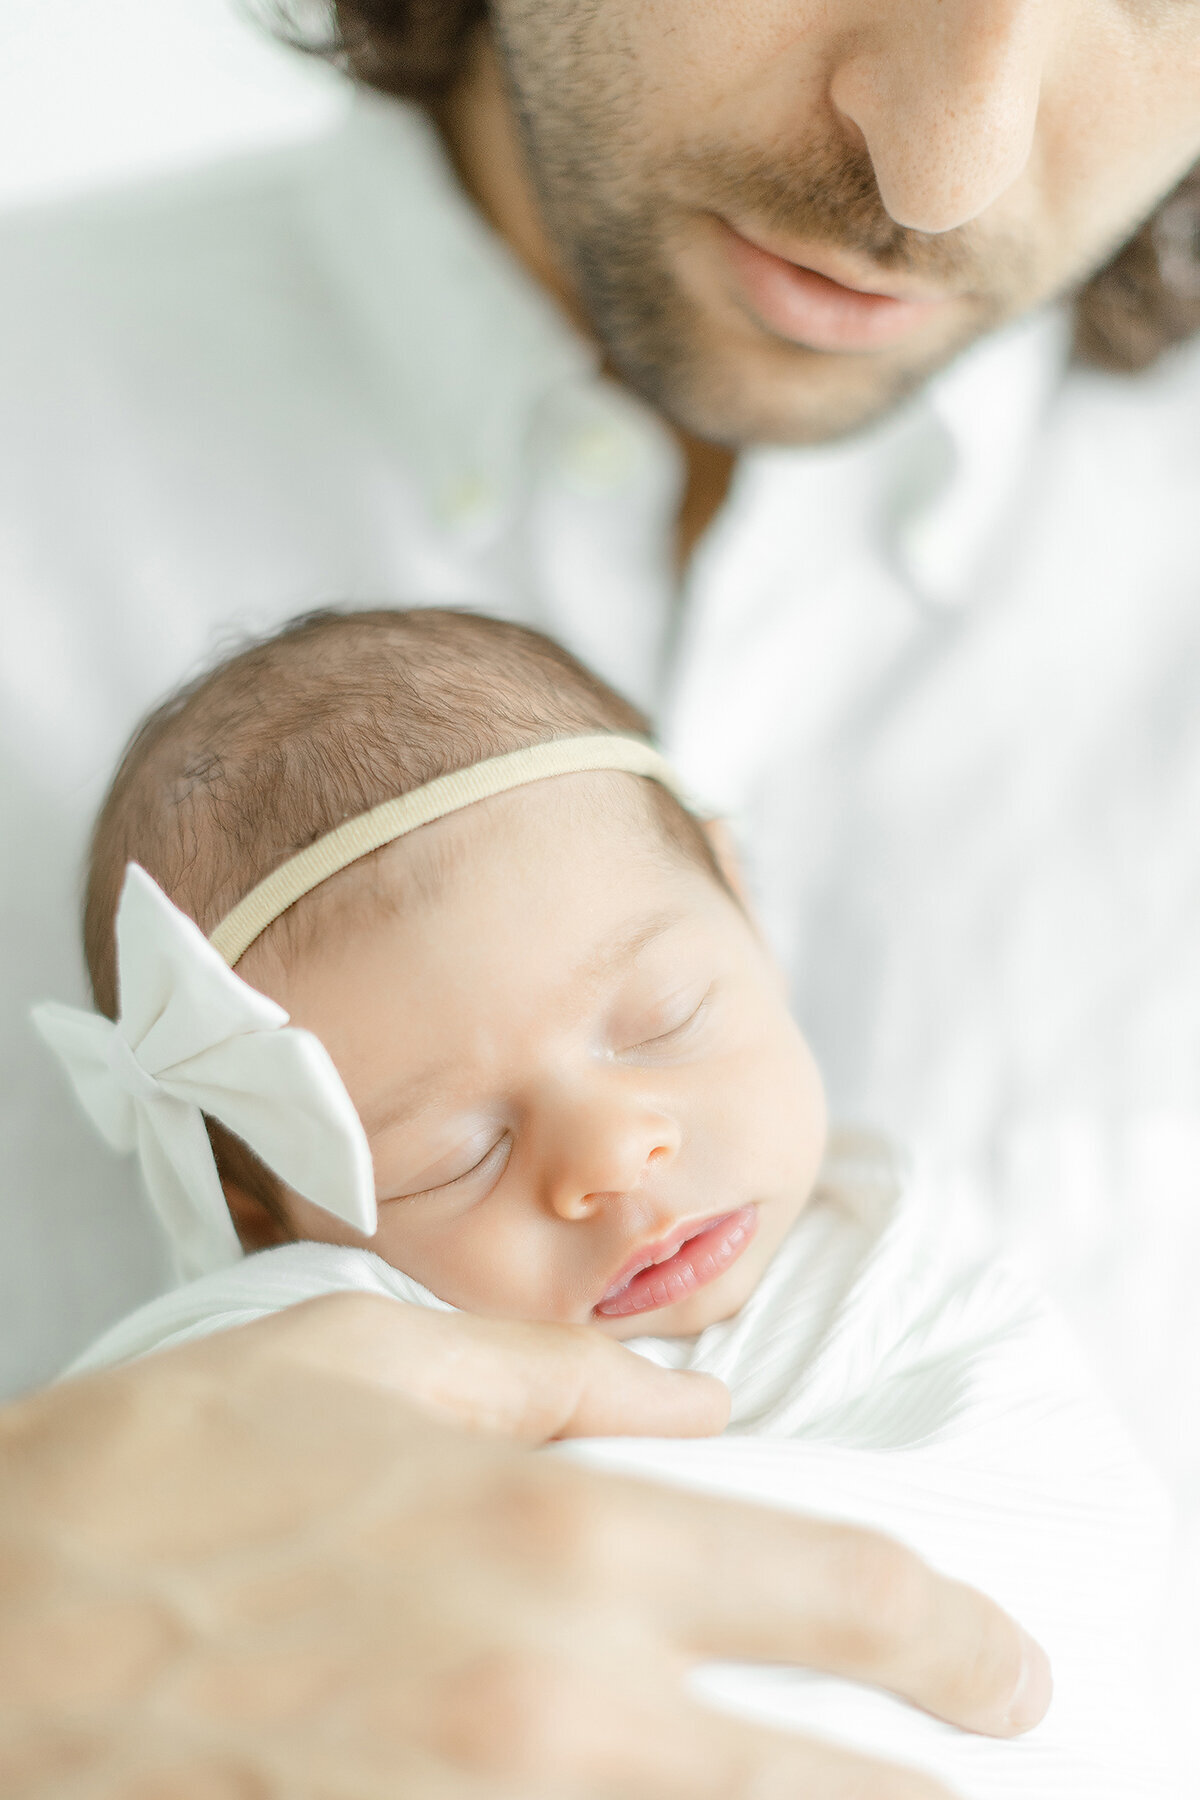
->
[675,137,1030,294]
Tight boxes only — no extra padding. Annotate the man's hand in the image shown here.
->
[0,1297,1050,1799]
[233,1290,734,1442]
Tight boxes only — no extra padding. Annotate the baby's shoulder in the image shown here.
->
[64,1240,445,1378]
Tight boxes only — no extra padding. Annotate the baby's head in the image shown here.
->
[85,609,826,1338]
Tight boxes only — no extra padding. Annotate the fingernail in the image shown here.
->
[1005,1630,1053,1733]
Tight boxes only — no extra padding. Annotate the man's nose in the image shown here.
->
[828,0,1050,233]
[537,1082,682,1223]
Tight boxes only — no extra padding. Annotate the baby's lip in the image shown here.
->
[598,1213,728,1305]
[600,1209,759,1324]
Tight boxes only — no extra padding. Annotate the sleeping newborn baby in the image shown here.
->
[37,608,1177,1798]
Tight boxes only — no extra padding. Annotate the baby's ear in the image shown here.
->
[221,1178,291,1253]
[702,817,752,908]
[208,1116,292,1252]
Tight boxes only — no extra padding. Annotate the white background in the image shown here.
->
[4,10,1199,1783]
[0,0,345,212]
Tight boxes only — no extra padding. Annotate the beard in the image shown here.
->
[558,143,1035,445]
[490,9,1049,446]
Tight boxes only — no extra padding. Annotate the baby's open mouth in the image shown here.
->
[594,1206,758,1319]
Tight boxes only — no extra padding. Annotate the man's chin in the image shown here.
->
[601,280,1006,449]
[669,327,992,448]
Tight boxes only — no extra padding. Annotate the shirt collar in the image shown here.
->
[304,92,1069,596]
[886,307,1071,606]
[303,92,596,535]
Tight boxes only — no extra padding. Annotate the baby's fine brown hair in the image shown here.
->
[85,606,724,1015]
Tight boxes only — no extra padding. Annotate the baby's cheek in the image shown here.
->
[366,1206,492,1306]
[720,1029,823,1190]
[376,1204,575,1321]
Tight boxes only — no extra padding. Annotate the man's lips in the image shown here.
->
[594,1206,758,1319]
[717,219,951,352]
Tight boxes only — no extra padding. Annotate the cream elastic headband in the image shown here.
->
[208,734,689,967]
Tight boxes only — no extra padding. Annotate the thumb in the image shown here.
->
[241,1295,730,1444]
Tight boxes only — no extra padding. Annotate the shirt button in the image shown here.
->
[561,419,640,491]
[438,473,499,528]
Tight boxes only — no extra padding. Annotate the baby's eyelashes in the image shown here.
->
[381,1133,511,1205]
[614,984,714,1060]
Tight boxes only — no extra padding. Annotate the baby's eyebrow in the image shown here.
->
[359,1076,454,1141]
[576,908,689,986]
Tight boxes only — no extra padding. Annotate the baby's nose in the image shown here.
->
[543,1098,680,1223]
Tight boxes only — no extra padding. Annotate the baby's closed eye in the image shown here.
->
[381,1132,511,1204]
[614,982,714,1059]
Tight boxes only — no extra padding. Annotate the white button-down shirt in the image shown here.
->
[2,89,1199,1583]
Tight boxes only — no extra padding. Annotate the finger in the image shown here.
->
[232,1294,730,1443]
[413,1311,730,1442]
[542,1324,731,1442]
[393,1309,730,1442]
[205,1304,1048,1736]
[421,1642,959,1800]
[622,1696,962,1800]
[591,1476,1051,1738]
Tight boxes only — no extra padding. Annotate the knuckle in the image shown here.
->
[948,1610,1024,1719]
[528,1321,610,1434]
[287,1290,387,1337]
[553,1319,614,1400]
[560,1319,607,1359]
[863,1540,931,1645]
[483,1462,625,1591]
[829,1528,932,1658]
[300,1289,371,1323]
[428,1646,579,1779]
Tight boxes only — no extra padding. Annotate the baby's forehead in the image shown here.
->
[359,770,712,904]
[256,774,721,992]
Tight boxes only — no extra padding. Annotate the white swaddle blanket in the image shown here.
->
[69,1134,1179,1797]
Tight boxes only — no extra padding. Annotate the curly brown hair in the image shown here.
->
[264,0,1200,374]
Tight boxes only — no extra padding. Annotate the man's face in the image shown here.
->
[488,0,1200,445]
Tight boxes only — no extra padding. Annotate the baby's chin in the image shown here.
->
[592,1283,750,1339]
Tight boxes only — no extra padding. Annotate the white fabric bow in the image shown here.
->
[32,863,377,1279]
